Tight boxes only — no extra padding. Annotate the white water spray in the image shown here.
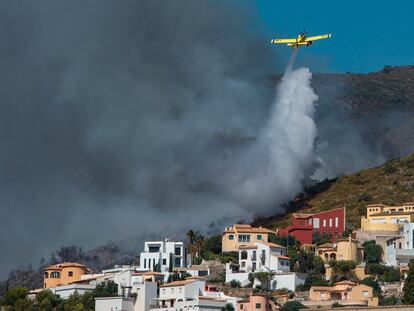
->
[229,52,319,214]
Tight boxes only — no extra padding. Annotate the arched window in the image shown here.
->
[241,251,248,260]
[44,272,49,279]
[68,271,73,277]
[50,272,61,278]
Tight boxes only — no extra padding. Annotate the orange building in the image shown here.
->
[43,262,89,288]
[237,293,277,311]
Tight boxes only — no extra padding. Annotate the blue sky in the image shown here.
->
[256,0,414,73]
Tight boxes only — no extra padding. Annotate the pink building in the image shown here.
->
[237,294,277,311]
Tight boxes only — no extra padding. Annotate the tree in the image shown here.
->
[36,289,61,307]
[367,263,400,282]
[1,287,28,306]
[201,235,222,256]
[363,241,383,264]
[221,303,235,311]
[403,259,414,304]
[381,295,398,306]
[229,280,241,288]
[93,280,118,298]
[298,272,328,291]
[269,234,300,249]
[329,260,357,282]
[252,272,274,290]
[38,297,53,311]
[312,256,325,275]
[280,301,307,311]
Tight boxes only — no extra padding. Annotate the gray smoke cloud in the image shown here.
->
[0,0,395,279]
[0,0,278,277]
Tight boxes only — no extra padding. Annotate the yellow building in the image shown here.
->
[310,280,378,307]
[316,236,364,263]
[43,262,89,288]
[361,203,414,232]
[222,224,276,252]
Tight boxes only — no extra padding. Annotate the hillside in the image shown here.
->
[313,65,414,158]
[254,152,414,230]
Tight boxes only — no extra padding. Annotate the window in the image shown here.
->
[323,219,326,227]
[44,272,49,278]
[50,272,60,278]
[252,251,257,261]
[329,218,332,227]
[199,270,208,276]
[238,235,251,243]
[320,292,326,298]
[252,262,256,271]
[362,291,369,297]
[144,259,147,269]
[241,262,246,268]
[68,271,73,277]
[175,247,181,256]
[335,217,339,228]
[162,259,167,265]
[241,251,248,260]
[257,234,262,240]
[255,303,261,309]
[175,257,181,267]
[313,218,320,229]
[229,234,234,240]
[240,304,243,309]
[148,245,160,253]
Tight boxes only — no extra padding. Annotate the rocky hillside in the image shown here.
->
[254,152,414,230]
[312,65,414,158]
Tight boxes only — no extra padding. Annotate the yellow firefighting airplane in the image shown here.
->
[271,31,331,48]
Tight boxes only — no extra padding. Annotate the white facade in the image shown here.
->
[151,278,228,311]
[151,297,226,311]
[238,242,290,273]
[386,223,414,266]
[49,284,96,299]
[225,241,290,285]
[225,270,304,291]
[140,240,188,273]
[95,297,134,311]
[269,273,306,291]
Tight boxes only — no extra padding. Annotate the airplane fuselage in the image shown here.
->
[289,33,312,48]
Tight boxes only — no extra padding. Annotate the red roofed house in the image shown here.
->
[278,207,346,245]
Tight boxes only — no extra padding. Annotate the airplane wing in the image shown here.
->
[271,38,297,44]
[304,34,331,42]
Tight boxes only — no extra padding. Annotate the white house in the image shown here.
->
[95,280,157,311]
[238,241,290,273]
[95,297,134,311]
[150,277,228,311]
[225,241,304,291]
[140,240,189,273]
[386,223,414,267]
